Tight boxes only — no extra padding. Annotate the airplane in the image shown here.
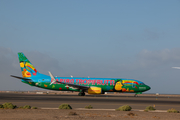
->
[11,52,151,96]
[172,67,180,69]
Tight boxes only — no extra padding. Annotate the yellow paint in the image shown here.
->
[20,62,24,67]
[22,71,25,77]
[22,70,31,77]
[114,81,123,91]
[130,90,134,92]
[24,71,31,77]
[88,87,102,94]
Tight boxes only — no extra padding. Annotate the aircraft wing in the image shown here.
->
[49,71,89,90]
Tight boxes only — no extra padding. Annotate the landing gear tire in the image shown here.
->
[134,94,138,97]
[82,93,85,96]
[78,92,85,96]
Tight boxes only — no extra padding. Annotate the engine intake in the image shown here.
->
[88,87,102,94]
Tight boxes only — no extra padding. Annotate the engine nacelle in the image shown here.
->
[88,87,103,94]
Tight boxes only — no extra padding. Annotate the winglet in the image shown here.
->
[49,71,56,85]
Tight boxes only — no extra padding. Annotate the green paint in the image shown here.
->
[22,79,148,93]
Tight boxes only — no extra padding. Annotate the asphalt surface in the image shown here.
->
[0,93,180,110]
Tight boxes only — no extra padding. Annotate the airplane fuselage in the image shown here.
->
[23,73,150,94]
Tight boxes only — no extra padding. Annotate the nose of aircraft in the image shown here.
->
[146,85,151,91]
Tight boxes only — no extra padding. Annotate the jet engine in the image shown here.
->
[88,87,103,94]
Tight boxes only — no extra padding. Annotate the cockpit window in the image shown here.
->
[140,83,145,85]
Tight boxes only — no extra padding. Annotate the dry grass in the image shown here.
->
[167,108,179,113]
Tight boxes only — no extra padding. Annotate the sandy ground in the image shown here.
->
[0,109,180,120]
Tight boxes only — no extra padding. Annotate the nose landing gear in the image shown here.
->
[134,94,138,97]
[134,92,142,97]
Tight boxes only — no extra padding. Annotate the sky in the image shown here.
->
[0,0,180,94]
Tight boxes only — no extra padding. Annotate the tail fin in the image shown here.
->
[18,52,39,78]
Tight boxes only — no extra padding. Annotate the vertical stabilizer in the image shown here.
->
[18,52,39,78]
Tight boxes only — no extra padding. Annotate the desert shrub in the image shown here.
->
[85,105,93,109]
[18,106,23,109]
[145,106,156,111]
[0,104,4,108]
[31,106,38,109]
[127,112,137,116]
[116,105,132,111]
[3,103,16,109]
[59,103,72,109]
[23,105,31,109]
[167,108,179,113]
[68,111,77,115]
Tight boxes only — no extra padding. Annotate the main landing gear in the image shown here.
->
[134,94,138,97]
[78,92,85,96]
[134,92,142,97]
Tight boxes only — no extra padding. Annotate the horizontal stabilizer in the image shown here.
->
[10,75,32,81]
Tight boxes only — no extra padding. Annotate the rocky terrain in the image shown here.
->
[0,109,180,120]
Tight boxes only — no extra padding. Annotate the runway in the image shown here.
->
[0,93,180,110]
